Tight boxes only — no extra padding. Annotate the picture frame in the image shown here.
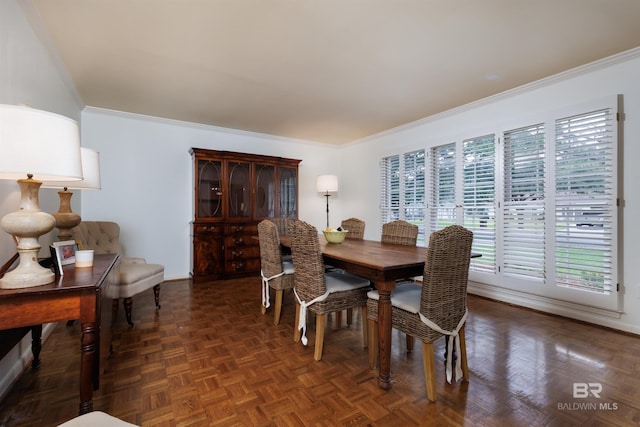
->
[52,240,78,269]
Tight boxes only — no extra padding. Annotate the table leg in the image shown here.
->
[79,321,97,415]
[377,280,395,389]
[30,325,42,369]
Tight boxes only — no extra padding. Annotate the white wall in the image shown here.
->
[0,0,84,401]
[338,49,640,334]
[79,109,341,280]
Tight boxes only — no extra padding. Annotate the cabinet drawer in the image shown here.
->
[193,223,223,234]
[224,235,258,248]
[226,258,261,274]
[226,245,260,260]
[224,223,258,235]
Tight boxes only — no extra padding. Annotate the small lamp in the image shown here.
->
[42,147,102,241]
[317,174,338,228]
[0,104,82,289]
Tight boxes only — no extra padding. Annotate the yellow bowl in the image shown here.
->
[323,230,348,243]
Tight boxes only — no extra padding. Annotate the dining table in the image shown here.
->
[279,235,480,390]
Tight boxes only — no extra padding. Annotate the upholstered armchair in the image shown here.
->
[71,221,164,327]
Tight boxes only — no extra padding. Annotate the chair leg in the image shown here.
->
[314,313,326,361]
[361,306,368,348]
[111,299,119,326]
[422,341,437,402]
[123,297,134,328]
[406,334,415,352]
[273,289,284,325]
[346,308,353,326]
[336,311,342,328]
[459,326,470,381]
[367,318,378,369]
[153,284,161,309]
[294,303,301,342]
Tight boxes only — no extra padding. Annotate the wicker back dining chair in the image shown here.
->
[258,219,295,325]
[367,225,473,401]
[288,220,371,361]
[381,220,418,246]
[340,218,365,240]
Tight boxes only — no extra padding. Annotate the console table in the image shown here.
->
[0,253,120,415]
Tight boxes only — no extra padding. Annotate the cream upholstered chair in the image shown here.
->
[289,220,371,361]
[71,221,164,327]
[258,219,294,325]
[367,225,473,401]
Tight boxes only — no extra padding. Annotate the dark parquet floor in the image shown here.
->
[0,277,639,426]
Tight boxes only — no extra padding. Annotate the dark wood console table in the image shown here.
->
[0,253,120,415]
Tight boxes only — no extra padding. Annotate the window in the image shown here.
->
[380,150,426,245]
[554,109,616,295]
[379,97,619,312]
[403,150,426,245]
[503,124,546,282]
[380,155,400,223]
[463,135,496,273]
[429,143,457,231]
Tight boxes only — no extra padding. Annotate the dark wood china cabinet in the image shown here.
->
[190,148,300,282]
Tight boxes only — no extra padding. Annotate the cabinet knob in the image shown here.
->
[234,237,244,244]
[232,250,244,257]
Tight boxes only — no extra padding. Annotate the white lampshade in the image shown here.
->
[0,104,83,181]
[0,104,83,289]
[43,147,101,190]
[317,174,339,193]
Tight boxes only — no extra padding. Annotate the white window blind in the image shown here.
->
[463,135,496,273]
[403,150,426,245]
[555,109,615,294]
[380,155,400,224]
[503,124,546,281]
[429,143,457,233]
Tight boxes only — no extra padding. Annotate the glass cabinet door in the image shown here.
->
[228,161,251,218]
[197,159,223,218]
[254,164,275,218]
[279,166,297,218]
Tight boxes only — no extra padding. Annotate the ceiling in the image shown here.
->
[25,0,640,145]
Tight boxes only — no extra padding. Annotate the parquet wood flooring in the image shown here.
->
[0,277,639,426]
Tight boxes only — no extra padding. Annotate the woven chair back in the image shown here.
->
[269,217,292,237]
[257,220,284,278]
[341,218,365,240]
[420,225,474,331]
[289,220,326,302]
[381,220,418,246]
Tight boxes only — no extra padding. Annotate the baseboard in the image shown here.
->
[467,281,640,335]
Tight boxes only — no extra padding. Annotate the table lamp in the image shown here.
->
[317,174,338,228]
[0,104,82,289]
[42,147,101,241]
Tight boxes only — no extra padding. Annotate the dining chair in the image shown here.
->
[258,219,295,325]
[288,220,371,361]
[381,219,418,246]
[367,225,473,401]
[340,217,365,240]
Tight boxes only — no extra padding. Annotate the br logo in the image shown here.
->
[573,383,602,398]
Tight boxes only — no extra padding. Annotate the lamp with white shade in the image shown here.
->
[42,147,102,241]
[0,104,82,289]
[316,174,338,228]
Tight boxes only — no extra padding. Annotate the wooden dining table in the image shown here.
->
[280,236,429,389]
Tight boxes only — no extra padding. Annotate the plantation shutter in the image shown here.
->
[380,155,400,226]
[503,124,546,281]
[555,109,615,294]
[403,150,426,245]
[429,143,457,233]
[463,135,496,273]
